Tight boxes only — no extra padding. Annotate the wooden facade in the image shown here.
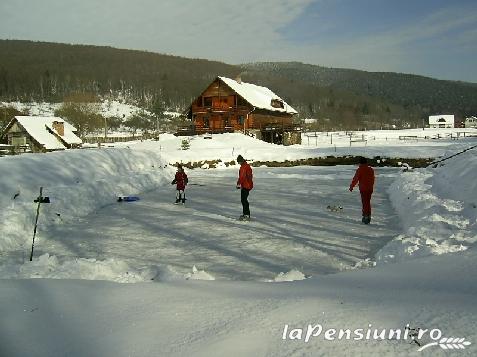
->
[2,120,44,153]
[183,77,301,145]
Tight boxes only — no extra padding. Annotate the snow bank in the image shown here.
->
[272,269,306,282]
[0,253,159,282]
[0,254,217,283]
[377,150,477,263]
[185,265,216,281]
[0,148,172,252]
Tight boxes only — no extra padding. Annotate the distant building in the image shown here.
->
[429,115,455,128]
[183,76,300,145]
[1,116,82,153]
[465,116,477,128]
[302,118,320,131]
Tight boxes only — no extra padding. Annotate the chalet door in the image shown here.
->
[211,114,222,131]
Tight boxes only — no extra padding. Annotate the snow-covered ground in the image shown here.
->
[1,100,159,120]
[0,99,180,126]
[118,129,477,165]
[1,132,476,356]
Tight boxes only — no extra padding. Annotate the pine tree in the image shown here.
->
[181,139,190,150]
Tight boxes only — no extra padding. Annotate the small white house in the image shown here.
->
[1,116,82,153]
[465,116,477,128]
[429,115,455,128]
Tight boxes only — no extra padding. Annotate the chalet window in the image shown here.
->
[204,117,210,128]
[238,115,244,125]
[271,99,284,109]
[204,97,212,107]
[196,96,202,106]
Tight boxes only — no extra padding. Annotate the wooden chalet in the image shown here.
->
[182,76,301,145]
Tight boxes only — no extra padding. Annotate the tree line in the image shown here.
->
[1,39,476,132]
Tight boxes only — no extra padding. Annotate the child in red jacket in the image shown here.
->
[171,164,188,204]
[349,157,375,224]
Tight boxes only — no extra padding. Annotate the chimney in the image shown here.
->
[53,121,65,136]
[235,75,242,84]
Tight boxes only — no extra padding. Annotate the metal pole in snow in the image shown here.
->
[30,187,43,261]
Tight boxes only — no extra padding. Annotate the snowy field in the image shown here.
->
[1,132,476,356]
[1,100,159,120]
[114,129,477,168]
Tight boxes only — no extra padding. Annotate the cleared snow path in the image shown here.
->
[36,166,400,280]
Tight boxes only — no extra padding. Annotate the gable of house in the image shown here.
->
[3,116,82,151]
[217,76,297,114]
[429,115,455,128]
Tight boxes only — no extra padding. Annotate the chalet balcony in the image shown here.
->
[191,103,250,113]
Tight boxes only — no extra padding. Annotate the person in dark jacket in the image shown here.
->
[349,157,375,224]
[171,164,188,204]
[236,155,253,220]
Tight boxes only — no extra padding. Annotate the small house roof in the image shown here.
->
[428,114,455,124]
[14,116,82,150]
[218,76,298,114]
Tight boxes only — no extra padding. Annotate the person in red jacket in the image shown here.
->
[171,164,188,204]
[236,155,253,220]
[349,157,375,224]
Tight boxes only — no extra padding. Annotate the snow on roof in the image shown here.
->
[15,116,82,150]
[218,76,298,114]
[429,114,455,124]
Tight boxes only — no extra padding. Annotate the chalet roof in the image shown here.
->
[218,76,298,114]
[13,116,82,150]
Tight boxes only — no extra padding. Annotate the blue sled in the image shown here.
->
[117,196,140,202]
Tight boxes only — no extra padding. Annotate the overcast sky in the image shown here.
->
[1,0,476,82]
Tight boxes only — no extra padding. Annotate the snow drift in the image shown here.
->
[378,150,477,263]
[0,148,172,252]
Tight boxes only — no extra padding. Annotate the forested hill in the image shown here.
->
[1,39,476,130]
[0,39,239,110]
[241,62,477,118]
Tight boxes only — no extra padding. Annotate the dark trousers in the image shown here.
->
[241,188,250,216]
[360,191,373,216]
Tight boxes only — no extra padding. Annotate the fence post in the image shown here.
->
[30,187,43,261]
